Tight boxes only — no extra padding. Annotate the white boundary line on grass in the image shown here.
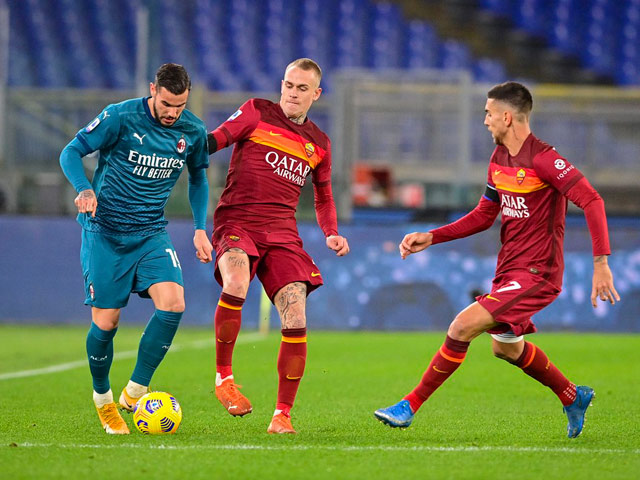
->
[0,332,265,381]
[12,442,640,455]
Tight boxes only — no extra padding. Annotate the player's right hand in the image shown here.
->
[74,189,97,217]
[399,232,433,259]
[193,229,213,264]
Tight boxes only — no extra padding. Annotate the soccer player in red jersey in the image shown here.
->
[374,82,620,438]
[205,58,350,434]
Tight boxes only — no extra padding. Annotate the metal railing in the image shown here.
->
[1,78,639,217]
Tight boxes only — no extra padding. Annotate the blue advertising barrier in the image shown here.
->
[1,215,638,331]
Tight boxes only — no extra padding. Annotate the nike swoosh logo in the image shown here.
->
[496,280,522,293]
[311,272,321,277]
[286,375,301,380]
[486,295,501,302]
[432,366,449,374]
[494,170,501,175]
[269,131,282,136]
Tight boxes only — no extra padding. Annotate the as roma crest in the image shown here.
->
[516,168,526,185]
[304,142,315,158]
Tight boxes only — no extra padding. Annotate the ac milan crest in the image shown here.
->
[177,137,186,154]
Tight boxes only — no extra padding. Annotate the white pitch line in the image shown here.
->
[12,442,640,455]
[0,332,265,381]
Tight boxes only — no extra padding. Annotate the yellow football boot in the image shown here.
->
[96,402,130,434]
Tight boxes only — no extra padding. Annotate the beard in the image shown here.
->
[153,99,178,126]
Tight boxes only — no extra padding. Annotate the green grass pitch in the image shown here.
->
[1,325,638,479]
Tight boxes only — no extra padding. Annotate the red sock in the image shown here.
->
[404,335,469,413]
[214,292,244,378]
[515,341,576,406]
[276,328,307,416]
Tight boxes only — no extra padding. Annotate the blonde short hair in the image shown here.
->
[285,58,322,85]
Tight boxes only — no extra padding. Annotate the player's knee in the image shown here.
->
[491,343,520,363]
[161,299,185,313]
[94,318,119,331]
[447,317,474,341]
[492,347,512,362]
[280,312,306,329]
[222,274,249,297]
[280,355,306,380]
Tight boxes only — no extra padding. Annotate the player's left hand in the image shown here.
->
[326,235,350,256]
[193,229,213,264]
[591,256,620,307]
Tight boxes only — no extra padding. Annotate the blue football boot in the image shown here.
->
[374,399,414,428]
[563,385,595,438]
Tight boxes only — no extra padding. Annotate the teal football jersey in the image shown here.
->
[73,97,208,234]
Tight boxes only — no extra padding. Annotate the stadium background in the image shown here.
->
[0,0,639,332]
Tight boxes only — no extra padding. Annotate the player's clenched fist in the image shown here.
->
[326,235,350,256]
[399,232,433,259]
[193,229,213,264]
[75,189,97,217]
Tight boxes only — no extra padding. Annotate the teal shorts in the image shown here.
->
[80,229,184,308]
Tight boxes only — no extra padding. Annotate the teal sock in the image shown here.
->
[86,322,117,394]
[131,310,182,385]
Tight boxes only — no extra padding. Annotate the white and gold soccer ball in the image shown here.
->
[133,391,182,434]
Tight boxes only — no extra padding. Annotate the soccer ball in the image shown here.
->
[133,391,182,434]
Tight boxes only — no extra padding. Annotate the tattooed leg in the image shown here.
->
[274,282,308,329]
[218,248,250,298]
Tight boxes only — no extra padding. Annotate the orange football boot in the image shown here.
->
[267,412,297,434]
[215,378,252,417]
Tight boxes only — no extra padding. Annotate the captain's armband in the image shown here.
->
[483,184,499,203]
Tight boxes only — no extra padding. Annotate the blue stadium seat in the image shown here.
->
[580,0,621,77]
[334,0,371,69]
[8,0,638,89]
[479,0,515,18]
[227,0,264,86]
[512,0,550,38]
[263,0,301,77]
[369,2,404,69]
[299,0,337,73]
[57,0,104,88]
[154,0,197,85]
[617,0,640,85]
[548,0,587,57]
[192,0,226,88]
[7,0,37,86]
[405,20,439,69]
[473,57,507,83]
[439,39,472,71]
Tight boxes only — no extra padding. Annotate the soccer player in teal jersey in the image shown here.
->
[60,63,213,434]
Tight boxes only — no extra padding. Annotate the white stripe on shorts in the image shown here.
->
[491,331,524,343]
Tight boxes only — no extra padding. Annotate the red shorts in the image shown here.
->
[477,271,561,336]
[211,223,323,301]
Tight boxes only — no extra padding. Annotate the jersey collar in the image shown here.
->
[142,96,159,124]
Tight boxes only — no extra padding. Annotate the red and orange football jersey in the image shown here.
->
[487,133,584,286]
[209,99,335,234]
[432,134,610,288]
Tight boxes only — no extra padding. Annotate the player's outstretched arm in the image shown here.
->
[326,235,349,256]
[193,229,213,264]
[399,232,433,259]
[591,255,620,308]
